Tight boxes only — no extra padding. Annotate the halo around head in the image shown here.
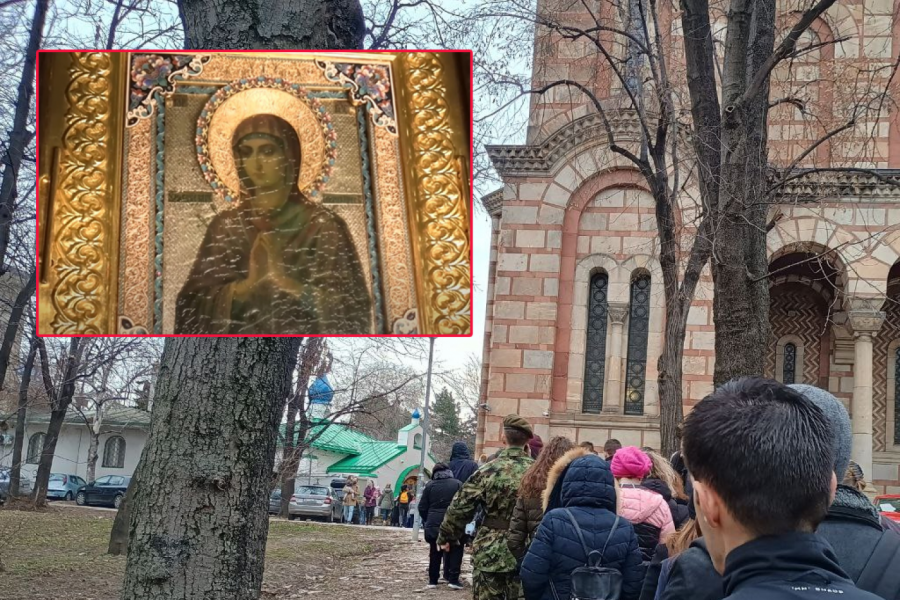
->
[195,77,338,203]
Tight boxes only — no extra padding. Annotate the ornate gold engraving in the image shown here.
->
[398,53,471,335]
[49,53,116,334]
[121,118,153,329]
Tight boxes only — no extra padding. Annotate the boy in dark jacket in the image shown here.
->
[418,463,464,589]
[448,441,479,485]
[521,450,644,600]
[683,377,881,600]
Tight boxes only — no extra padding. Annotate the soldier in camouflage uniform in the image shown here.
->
[438,414,534,600]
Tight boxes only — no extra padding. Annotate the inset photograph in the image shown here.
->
[37,50,472,336]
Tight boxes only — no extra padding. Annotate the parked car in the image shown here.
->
[75,475,130,508]
[47,473,87,501]
[269,485,342,522]
[875,494,900,523]
[0,468,34,504]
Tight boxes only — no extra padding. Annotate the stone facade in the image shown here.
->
[476,0,900,494]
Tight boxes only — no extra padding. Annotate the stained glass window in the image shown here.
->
[624,273,651,415]
[783,343,797,385]
[583,273,609,413]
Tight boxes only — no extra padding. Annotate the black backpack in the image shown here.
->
[549,509,623,600]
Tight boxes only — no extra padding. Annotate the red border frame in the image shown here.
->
[35,49,475,339]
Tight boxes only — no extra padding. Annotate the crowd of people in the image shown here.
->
[339,476,415,526]
[417,378,900,600]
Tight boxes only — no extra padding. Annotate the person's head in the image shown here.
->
[519,436,577,499]
[432,462,452,479]
[603,439,622,460]
[366,480,375,488]
[788,384,852,483]
[646,449,688,501]
[450,441,471,461]
[683,378,836,574]
[501,414,533,448]
[384,484,392,491]
[666,518,702,557]
[610,446,652,481]
[478,453,488,465]
[232,114,302,209]
[528,434,544,459]
[843,461,867,492]
[401,484,408,492]
[579,441,596,454]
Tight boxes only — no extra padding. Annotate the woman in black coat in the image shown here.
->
[418,463,463,588]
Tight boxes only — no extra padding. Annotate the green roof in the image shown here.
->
[398,421,419,433]
[326,440,406,474]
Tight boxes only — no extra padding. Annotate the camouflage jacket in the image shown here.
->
[437,446,533,572]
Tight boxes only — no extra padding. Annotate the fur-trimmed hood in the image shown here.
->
[541,447,617,513]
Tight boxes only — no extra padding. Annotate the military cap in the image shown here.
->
[503,414,533,438]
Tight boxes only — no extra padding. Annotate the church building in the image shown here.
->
[476,0,900,494]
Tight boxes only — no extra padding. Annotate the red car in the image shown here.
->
[874,495,900,523]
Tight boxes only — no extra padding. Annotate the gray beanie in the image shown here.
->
[789,384,852,479]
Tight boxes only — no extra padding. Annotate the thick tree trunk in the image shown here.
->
[121,338,301,600]
[0,270,36,392]
[711,0,776,385]
[32,337,81,506]
[177,0,365,49]
[9,339,36,497]
[0,0,48,274]
[657,307,688,458]
[86,418,100,483]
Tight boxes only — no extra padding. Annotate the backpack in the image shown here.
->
[549,509,623,600]
[856,529,900,600]
[400,491,409,503]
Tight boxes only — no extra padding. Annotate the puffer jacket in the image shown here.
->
[521,449,645,600]
[418,469,462,543]
[641,478,688,529]
[508,495,544,560]
[448,441,479,484]
[618,483,675,562]
[657,538,723,600]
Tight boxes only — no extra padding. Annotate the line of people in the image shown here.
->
[426,379,900,600]
[340,476,415,526]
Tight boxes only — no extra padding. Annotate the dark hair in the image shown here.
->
[519,437,576,498]
[433,462,450,473]
[401,484,408,491]
[603,439,622,456]
[682,377,834,536]
[505,427,530,447]
[579,441,595,453]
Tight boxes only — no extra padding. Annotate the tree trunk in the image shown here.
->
[0,0,48,274]
[9,339,36,497]
[657,307,688,458]
[32,337,82,506]
[86,415,100,483]
[121,338,301,600]
[177,0,365,50]
[280,339,324,518]
[711,0,776,385]
[0,270,36,392]
[109,469,139,555]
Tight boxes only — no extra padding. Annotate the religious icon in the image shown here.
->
[175,114,370,334]
[37,51,473,336]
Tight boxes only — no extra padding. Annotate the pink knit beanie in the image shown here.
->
[610,446,652,479]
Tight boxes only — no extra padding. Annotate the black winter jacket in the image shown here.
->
[722,533,882,600]
[448,441,479,485]
[658,538,723,600]
[817,485,900,600]
[521,454,645,600]
[641,478,689,530]
[418,470,462,543]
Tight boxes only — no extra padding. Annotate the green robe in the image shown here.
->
[175,194,372,334]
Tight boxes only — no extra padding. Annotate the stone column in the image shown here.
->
[848,311,885,480]
[605,303,629,413]
[475,210,502,456]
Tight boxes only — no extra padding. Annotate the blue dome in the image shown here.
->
[309,376,333,405]
[411,408,421,419]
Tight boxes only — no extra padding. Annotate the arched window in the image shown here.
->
[413,433,423,450]
[624,273,651,415]
[102,436,126,469]
[582,272,609,413]
[783,343,797,385]
[26,432,45,464]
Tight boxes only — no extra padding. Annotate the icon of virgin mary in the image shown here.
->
[175,114,372,334]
